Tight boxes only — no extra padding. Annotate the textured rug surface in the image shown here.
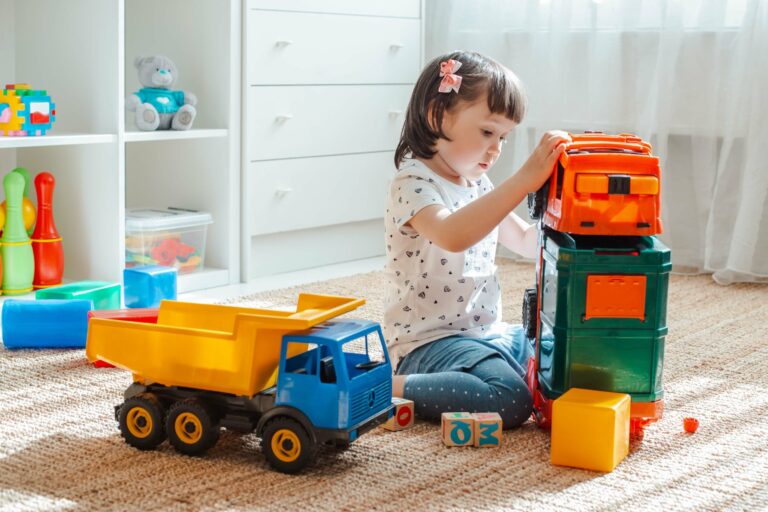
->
[1,260,767,511]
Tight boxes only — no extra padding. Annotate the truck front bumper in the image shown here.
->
[315,404,395,448]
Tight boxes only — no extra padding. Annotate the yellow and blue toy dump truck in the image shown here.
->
[86,293,394,473]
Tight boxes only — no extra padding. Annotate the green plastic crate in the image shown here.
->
[36,281,121,310]
[537,228,671,403]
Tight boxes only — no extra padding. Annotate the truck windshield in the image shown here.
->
[341,330,387,380]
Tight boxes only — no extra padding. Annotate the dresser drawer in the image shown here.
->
[247,0,420,18]
[247,11,420,85]
[247,85,410,161]
[247,152,394,236]
[249,219,384,279]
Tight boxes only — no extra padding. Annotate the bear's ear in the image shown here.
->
[134,56,153,69]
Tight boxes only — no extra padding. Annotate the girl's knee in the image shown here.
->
[493,381,533,429]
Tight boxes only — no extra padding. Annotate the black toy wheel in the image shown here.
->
[262,417,316,474]
[527,182,549,220]
[119,393,166,450]
[165,399,220,456]
[522,286,538,340]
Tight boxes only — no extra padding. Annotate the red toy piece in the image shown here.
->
[683,417,699,433]
[31,171,64,289]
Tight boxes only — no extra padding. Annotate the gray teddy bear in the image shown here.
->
[126,55,197,131]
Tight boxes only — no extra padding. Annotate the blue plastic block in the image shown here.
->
[2,299,94,349]
[123,265,177,308]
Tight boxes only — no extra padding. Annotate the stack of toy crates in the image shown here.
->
[523,133,671,435]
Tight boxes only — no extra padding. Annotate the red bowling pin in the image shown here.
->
[31,171,64,288]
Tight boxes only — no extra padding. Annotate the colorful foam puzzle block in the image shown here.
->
[36,281,121,310]
[441,412,474,447]
[382,397,415,431]
[123,265,177,308]
[0,84,56,136]
[551,388,631,472]
[472,412,502,448]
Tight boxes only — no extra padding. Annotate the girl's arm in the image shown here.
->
[409,131,569,252]
[498,211,538,259]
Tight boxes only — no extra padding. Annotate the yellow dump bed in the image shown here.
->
[85,293,364,397]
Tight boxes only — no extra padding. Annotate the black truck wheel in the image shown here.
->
[527,182,549,220]
[119,393,166,450]
[166,399,220,456]
[522,286,538,340]
[262,417,316,474]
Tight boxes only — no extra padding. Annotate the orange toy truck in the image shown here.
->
[528,132,663,236]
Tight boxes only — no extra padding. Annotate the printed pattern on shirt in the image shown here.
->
[383,160,506,363]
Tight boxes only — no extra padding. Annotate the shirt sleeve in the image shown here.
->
[388,173,446,230]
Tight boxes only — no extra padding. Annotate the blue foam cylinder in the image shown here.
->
[2,299,94,349]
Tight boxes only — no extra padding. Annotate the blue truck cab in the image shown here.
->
[278,319,393,432]
[253,319,394,472]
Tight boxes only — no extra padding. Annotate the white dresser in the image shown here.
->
[243,0,423,279]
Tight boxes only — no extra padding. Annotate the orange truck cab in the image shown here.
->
[528,133,663,236]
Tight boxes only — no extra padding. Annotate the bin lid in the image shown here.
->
[126,207,213,232]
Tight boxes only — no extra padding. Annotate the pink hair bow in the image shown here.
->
[438,59,462,94]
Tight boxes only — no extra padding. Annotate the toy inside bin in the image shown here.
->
[125,208,212,274]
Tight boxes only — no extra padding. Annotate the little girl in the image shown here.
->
[384,50,570,429]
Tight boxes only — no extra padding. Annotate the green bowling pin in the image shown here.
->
[2,171,34,294]
[12,167,35,235]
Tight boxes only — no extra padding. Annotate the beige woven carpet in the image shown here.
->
[2,260,767,511]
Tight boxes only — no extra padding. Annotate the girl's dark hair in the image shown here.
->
[395,51,527,168]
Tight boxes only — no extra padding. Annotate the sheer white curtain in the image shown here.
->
[426,0,768,284]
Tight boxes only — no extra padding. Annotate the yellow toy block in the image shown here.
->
[472,413,502,448]
[551,388,630,472]
[382,397,415,431]
[441,412,474,446]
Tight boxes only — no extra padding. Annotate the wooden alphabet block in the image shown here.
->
[472,412,502,448]
[441,412,474,446]
[382,397,415,431]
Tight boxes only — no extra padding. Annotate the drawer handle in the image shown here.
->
[275,40,294,47]
[390,43,405,50]
[275,188,293,198]
[275,114,294,122]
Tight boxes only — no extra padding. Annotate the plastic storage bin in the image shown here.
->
[536,227,671,404]
[125,208,213,274]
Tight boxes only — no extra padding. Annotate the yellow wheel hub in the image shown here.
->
[272,429,301,463]
[175,412,203,445]
[126,407,154,439]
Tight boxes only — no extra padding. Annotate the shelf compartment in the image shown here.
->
[177,267,230,293]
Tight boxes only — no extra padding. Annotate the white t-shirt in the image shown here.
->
[383,159,510,365]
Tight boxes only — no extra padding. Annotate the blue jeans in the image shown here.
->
[395,324,534,429]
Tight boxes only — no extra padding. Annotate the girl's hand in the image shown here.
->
[517,130,571,193]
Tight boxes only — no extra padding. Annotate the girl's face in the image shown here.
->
[429,96,517,185]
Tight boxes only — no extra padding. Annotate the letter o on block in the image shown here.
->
[382,397,415,431]
[441,412,474,447]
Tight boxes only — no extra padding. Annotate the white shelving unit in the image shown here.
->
[0,0,241,293]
